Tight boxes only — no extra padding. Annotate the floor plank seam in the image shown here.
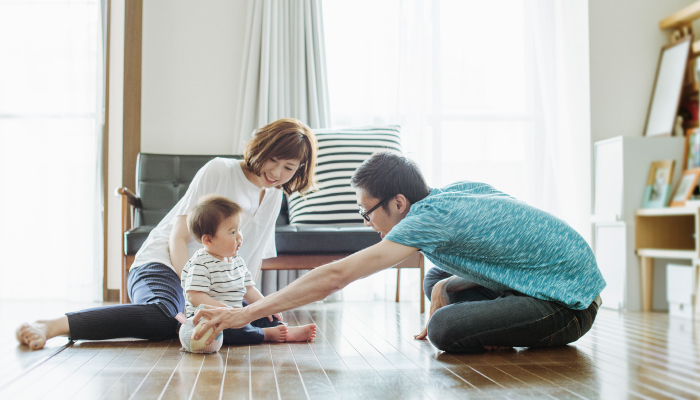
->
[289,310,338,399]
[342,305,491,396]
[307,309,407,399]
[0,339,73,391]
[342,304,501,396]
[298,309,382,400]
[339,305,474,399]
[218,346,229,400]
[157,345,186,400]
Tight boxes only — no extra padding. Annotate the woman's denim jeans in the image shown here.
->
[423,267,599,353]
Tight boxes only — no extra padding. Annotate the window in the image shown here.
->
[323,0,591,300]
[0,0,104,301]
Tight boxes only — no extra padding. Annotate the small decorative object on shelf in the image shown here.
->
[679,100,699,122]
[670,167,700,207]
[643,160,675,208]
[644,36,691,137]
[675,116,685,136]
[684,128,700,171]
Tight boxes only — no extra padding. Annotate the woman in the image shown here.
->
[17,118,317,349]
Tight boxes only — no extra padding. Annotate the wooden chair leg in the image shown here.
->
[694,262,700,320]
[641,256,654,312]
[396,268,401,302]
[122,255,134,304]
[419,253,425,313]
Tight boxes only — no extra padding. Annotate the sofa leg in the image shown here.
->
[419,253,425,313]
[396,268,401,302]
[122,255,134,304]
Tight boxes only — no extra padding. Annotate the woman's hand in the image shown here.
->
[414,279,451,340]
[192,305,252,344]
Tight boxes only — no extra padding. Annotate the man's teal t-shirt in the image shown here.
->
[385,181,605,310]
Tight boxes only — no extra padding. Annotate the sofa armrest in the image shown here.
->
[116,187,140,237]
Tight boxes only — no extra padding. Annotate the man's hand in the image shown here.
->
[192,304,252,345]
[414,279,450,340]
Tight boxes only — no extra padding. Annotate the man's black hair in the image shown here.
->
[350,152,430,210]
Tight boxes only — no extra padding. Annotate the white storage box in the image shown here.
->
[666,264,696,319]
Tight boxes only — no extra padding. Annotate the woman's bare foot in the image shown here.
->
[263,325,288,342]
[16,322,50,350]
[285,324,316,342]
[16,316,70,350]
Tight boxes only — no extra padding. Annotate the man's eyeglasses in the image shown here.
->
[359,196,393,222]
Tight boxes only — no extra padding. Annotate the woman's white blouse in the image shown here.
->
[132,158,283,280]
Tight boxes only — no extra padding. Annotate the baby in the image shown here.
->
[180,195,316,346]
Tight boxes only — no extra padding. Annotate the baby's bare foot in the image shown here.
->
[285,324,316,342]
[263,325,288,342]
[16,322,49,350]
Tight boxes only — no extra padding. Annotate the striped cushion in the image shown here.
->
[288,126,402,224]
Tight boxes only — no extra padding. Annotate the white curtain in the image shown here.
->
[0,1,105,301]
[323,0,591,301]
[234,0,331,295]
[234,0,330,152]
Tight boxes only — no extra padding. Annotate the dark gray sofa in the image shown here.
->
[119,153,424,311]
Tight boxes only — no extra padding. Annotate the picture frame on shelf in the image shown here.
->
[642,160,675,208]
[684,128,700,171]
[670,167,700,207]
[643,36,691,137]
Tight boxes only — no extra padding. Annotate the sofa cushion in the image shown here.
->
[274,224,381,254]
[124,225,155,256]
[126,223,381,256]
[287,126,402,224]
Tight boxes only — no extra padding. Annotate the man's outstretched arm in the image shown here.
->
[193,239,418,341]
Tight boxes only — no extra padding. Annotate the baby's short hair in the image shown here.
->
[187,195,243,243]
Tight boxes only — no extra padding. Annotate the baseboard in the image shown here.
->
[106,289,120,302]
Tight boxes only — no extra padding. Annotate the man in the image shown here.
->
[195,152,605,353]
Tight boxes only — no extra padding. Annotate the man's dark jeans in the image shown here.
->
[424,267,599,353]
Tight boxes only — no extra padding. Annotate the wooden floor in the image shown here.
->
[2,301,700,399]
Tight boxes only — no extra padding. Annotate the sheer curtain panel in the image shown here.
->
[233,0,331,294]
[0,1,105,301]
[323,0,591,301]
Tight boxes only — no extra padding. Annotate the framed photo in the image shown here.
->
[670,167,700,207]
[643,160,675,208]
[644,36,691,137]
[684,128,700,171]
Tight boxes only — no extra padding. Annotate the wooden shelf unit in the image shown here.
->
[634,207,700,317]
[693,39,700,55]
[660,2,700,30]
[660,4,700,111]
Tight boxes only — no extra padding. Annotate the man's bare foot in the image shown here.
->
[484,345,513,351]
[263,325,288,342]
[285,324,316,342]
[16,322,50,350]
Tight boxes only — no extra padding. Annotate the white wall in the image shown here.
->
[589,0,695,144]
[107,0,248,290]
[141,0,248,155]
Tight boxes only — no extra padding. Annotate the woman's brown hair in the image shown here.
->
[244,118,317,195]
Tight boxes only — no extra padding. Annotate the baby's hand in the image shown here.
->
[267,312,283,322]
